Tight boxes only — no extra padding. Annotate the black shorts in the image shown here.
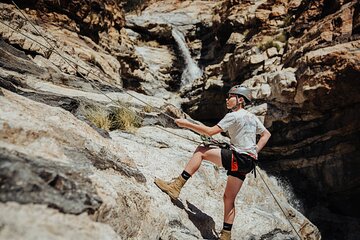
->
[221,149,256,181]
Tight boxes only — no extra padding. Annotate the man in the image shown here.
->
[155,85,271,240]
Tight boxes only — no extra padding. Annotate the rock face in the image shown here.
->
[0,88,150,238]
[123,0,359,238]
[17,0,126,42]
[0,147,103,214]
[0,0,359,239]
[0,87,320,239]
[163,0,360,238]
[0,202,121,240]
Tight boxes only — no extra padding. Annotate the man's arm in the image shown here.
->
[256,129,271,153]
[175,119,222,136]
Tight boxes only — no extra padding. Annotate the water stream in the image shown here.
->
[171,28,202,87]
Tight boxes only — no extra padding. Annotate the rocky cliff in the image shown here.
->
[0,0,359,239]
[125,1,360,238]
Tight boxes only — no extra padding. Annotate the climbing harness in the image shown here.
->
[201,135,259,179]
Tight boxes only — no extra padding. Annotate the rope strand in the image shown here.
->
[256,167,303,240]
[12,0,179,121]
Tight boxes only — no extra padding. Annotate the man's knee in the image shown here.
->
[223,192,236,203]
[195,146,212,160]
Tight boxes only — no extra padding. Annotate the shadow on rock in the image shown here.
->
[171,198,218,239]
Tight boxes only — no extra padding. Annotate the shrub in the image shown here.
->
[282,14,292,27]
[275,31,288,43]
[258,39,281,52]
[243,29,250,38]
[120,0,147,12]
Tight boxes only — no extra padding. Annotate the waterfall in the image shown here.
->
[171,28,202,86]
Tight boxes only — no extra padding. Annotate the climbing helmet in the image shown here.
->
[228,85,252,103]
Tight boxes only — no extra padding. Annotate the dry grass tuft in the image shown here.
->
[142,104,153,113]
[83,106,112,131]
[82,102,143,133]
[111,103,142,132]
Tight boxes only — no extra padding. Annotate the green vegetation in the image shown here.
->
[282,14,293,27]
[120,0,148,12]
[258,39,281,52]
[243,29,250,38]
[275,31,287,43]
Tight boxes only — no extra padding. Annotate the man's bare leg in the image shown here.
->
[184,146,222,175]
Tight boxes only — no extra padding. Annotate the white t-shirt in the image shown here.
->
[217,109,266,159]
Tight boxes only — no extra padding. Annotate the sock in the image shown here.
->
[181,170,191,181]
[223,222,233,231]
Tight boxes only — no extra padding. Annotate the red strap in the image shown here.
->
[231,152,238,171]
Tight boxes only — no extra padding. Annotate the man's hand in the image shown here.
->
[175,119,189,128]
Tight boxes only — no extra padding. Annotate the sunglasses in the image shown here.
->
[227,94,237,99]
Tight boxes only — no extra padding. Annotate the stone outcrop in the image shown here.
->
[17,0,126,42]
[0,88,151,238]
[0,1,321,238]
[0,87,320,239]
[128,0,359,238]
[1,0,359,239]
[212,1,359,239]
[0,202,120,240]
[0,3,122,85]
[0,147,103,214]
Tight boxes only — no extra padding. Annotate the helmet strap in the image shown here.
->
[231,95,242,111]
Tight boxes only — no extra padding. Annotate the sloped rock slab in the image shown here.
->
[69,147,147,183]
[0,39,44,75]
[0,147,102,214]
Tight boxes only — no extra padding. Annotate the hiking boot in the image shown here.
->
[154,176,186,199]
[219,229,231,240]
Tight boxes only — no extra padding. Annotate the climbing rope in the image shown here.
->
[255,167,303,240]
[1,1,204,145]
